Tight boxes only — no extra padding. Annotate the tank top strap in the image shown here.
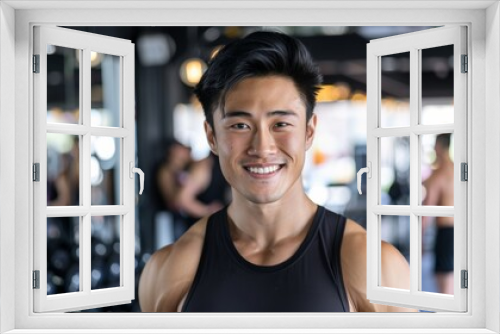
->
[318,208,349,311]
[324,210,347,256]
[181,208,227,312]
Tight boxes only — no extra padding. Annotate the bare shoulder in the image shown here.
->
[341,219,416,312]
[341,219,368,273]
[340,219,369,310]
[138,217,208,312]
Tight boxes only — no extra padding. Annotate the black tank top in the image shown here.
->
[182,206,350,312]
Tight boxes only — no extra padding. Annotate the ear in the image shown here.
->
[204,121,218,156]
[305,113,317,150]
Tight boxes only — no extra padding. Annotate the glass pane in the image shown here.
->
[91,53,121,127]
[380,52,410,128]
[47,217,80,295]
[91,136,121,205]
[380,136,410,205]
[91,216,121,290]
[421,216,454,295]
[421,133,454,206]
[420,45,454,125]
[47,45,80,124]
[380,215,410,290]
[47,133,80,206]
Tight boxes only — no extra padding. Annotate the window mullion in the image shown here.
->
[46,123,89,135]
[413,124,454,135]
[373,205,411,215]
[409,47,420,295]
[82,47,92,294]
[90,205,129,216]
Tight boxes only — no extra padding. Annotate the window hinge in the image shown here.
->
[461,162,468,181]
[461,270,468,289]
[461,54,468,73]
[33,270,40,289]
[33,54,40,73]
[33,163,40,182]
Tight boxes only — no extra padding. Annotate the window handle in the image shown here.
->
[129,162,144,195]
[357,162,371,195]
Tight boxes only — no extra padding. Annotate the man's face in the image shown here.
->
[205,75,317,205]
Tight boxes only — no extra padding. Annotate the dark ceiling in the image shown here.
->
[63,26,453,99]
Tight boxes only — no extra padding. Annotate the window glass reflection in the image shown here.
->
[47,217,80,295]
[421,216,454,295]
[91,216,121,290]
[91,53,121,128]
[47,45,80,124]
[91,136,121,205]
[421,133,454,206]
[47,134,80,206]
[380,215,410,290]
[380,137,410,205]
[380,52,410,128]
[421,45,454,125]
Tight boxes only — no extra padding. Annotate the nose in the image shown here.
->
[247,127,277,157]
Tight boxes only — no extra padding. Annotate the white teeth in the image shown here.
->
[248,165,280,175]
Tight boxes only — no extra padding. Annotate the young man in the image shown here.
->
[139,31,414,312]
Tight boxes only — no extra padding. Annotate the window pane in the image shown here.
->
[421,216,454,295]
[380,136,410,205]
[91,53,121,127]
[91,216,121,290]
[421,133,454,206]
[47,45,80,124]
[91,136,121,205]
[380,215,410,290]
[47,133,80,206]
[380,52,410,128]
[47,217,80,295]
[420,45,454,125]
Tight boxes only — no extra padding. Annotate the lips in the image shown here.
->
[244,164,284,175]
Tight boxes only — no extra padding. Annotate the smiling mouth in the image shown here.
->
[244,164,284,175]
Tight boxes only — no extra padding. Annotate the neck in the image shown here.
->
[226,184,317,248]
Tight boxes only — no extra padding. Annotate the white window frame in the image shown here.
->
[366,26,468,312]
[33,25,136,313]
[0,1,499,334]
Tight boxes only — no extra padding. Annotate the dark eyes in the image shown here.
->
[229,122,291,130]
[230,123,250,130]
[274,122,290,128]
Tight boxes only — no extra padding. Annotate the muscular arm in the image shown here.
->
[422,172,444,230]
[138,218,207,312]
[422,172,442,207]
[341,219,417,312]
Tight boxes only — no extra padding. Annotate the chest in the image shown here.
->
[183,237,348,312]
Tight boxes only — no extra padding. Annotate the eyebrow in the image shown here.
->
[223,110,299,119]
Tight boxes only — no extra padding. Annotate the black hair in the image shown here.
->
[436,133,451,150]
[194,30,323,129]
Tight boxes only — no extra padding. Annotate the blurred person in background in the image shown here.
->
[157,139,193,212]
[140,31,415,312]
[422,134,454,294]
[157,139,229,238]
[173,152,229,228]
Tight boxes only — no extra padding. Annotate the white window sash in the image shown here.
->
[32,25,136,313]
[366,26,468,312]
